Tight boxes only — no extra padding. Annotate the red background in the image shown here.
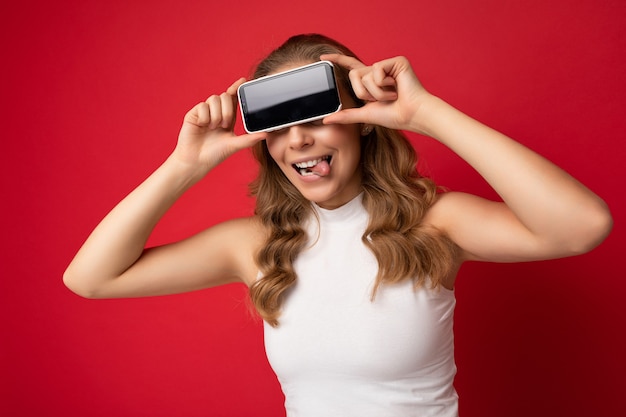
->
[2,0,625,416]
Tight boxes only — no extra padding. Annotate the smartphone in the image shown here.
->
[237,61,342,133]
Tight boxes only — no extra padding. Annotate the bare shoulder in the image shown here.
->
[423,191,509,262]
[423,191,497,227]
[423,191,555,263]
[212,215,266,241]
[193,215,267,285]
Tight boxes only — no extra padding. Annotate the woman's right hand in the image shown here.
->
[171,78,266,178]
[64,79,268,300]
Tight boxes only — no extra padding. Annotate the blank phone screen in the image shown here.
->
[239,62,341,132]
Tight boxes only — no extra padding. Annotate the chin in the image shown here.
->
[301,188,358,210]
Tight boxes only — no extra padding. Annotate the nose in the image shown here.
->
[285,125,314,150]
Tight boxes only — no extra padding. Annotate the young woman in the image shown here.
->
[64,34,612,416]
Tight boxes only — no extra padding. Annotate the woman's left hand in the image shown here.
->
[321,54,431,133]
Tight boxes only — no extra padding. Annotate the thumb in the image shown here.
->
[230,131,266,150]
[322,108,367,125]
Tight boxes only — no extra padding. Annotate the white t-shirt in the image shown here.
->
[264,194,458,417]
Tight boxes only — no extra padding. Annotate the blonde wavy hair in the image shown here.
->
[248,34,458,326]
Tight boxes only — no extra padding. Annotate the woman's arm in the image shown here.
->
[63,79,266,298]
[322,54,612,262]
[415,96,611,262]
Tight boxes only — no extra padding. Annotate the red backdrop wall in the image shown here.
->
[2,0,624,416]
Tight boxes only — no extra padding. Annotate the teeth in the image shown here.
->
[294,156,329,169]
[295,158,324,169]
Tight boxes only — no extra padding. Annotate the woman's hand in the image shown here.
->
[323,53,612,266]
[64,78,267,299]
[321,54,433,133]
[172,78,266,178]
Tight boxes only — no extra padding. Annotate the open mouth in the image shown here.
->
[292,156,332,177]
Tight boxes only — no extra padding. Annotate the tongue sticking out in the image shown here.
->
[310,159,330,177]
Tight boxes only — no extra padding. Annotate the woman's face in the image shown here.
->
[264,62,363,209]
